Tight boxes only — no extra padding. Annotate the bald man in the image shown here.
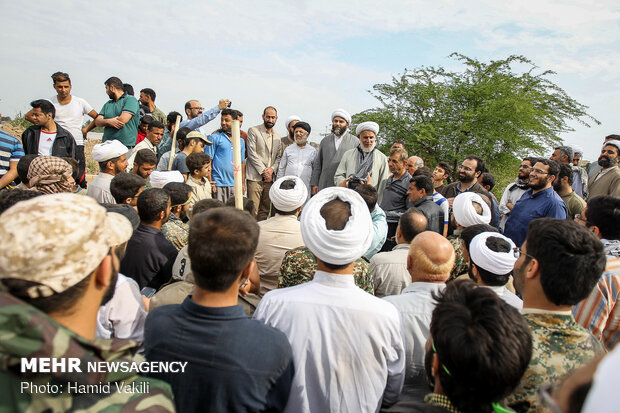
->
[383,231,456,404]
[406,156,424,176]
[371,208,428,298]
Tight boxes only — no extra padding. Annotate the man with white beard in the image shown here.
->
[277,122,317,199]
[334,121,390,203]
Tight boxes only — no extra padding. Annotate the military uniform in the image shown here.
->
[506,312,605,413]
[161,213,189,251]
[0,293,175,413]
[448,236,468,282]
[279,246,374,294]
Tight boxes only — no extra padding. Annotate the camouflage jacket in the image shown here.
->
[161,213,189,252]
[506,312,604,413]
[279,246,374,294]
[0,293,175,412]
[448,236,467,282]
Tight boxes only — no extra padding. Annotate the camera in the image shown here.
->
[347,175,366,191]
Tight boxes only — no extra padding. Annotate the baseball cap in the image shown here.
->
[186,131,212,146]
[0,193,133,297]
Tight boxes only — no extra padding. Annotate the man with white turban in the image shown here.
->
[254,187,406,413]
[334,121,390,203]
[281,115,301,149]
[310,109,359,193]
[88,140,128,203]
[255,176,308,297]
[465,231,522,309]
[149,170,184,189]
[277,122,317,199]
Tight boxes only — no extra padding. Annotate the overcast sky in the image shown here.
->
[1,0,618,161]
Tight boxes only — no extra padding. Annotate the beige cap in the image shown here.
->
[186,131,213,146]
[0,193,133,297]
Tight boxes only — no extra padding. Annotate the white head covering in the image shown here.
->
[469,232,517,275]
[285,115,302,129]
[355,121,379,136]
[604,140,620,152]
[300,187,373,265]
[570,144,584,156]
[331,109,352,124]
[91,140,128,162]
[149,170,184,188]
[453,192,491,227]
[269,175,308,212]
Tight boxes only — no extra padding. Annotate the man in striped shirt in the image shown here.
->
[0,129,25,190]
[573,195,620,350]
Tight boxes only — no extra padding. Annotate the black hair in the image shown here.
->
[436,161,452,177]
[225,196,255,215]
[221,108,238,119]
[557,163,574,186]
[140,88,156,102]
[192,199,224,216]
[51,71,70,84]
[189,207,259,292]
[354,184,378,211]
[0,189,43,214]
[465,155,487,175]
[233,110,243,118]
[523,156,538,166]
[104,76,123,90]
[461,224,498,252]
[134,149,157,167]
[534,158,560,179]
[17,154,38,184]
[166,111,182,125]
[110,172,146,204]
[186,152,211,175]
[525,218,607,305]
[123,83,134,96]
[470,236,513,286]
[399,207,428,243]
[140,115,154,125]
[480,172,495,191]
[163,182,192,206]
[410,175,434,195]
[263,106,277,115]
[413,166,433,178]
[430,279,532,413]
[30,99,56,119]
[148,121,165,131]
[586,195,620,240]
[176,127,191,143]
[137,188,170,223]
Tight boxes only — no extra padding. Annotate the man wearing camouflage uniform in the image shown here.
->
[0,194,174,412]
[507,218,606,413]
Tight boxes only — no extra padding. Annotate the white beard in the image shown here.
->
[361,142,376,153]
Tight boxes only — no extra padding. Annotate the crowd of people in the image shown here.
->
[0,72,620,413]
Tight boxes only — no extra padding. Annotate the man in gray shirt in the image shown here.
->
[406,175,444,234]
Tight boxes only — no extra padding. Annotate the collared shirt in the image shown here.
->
[161,213,189,251]
[145,297,294,413]
[371,243,411,298]
[561,190,586,220]
[380,171,412,223]
[254,271,406,413]
[504,186,567,247]
[179,105,220,131]
[255,214,304,297]
[120,223,178,290]
[277,143,317,197]
[0,131,24,187]
[485,285,523,310]
[187,174,212,207]
[365,205,388,260]
[100,93,140,147]
[96,274,147,343]
[87,172,116,204]
[412,196,444,234]
[498,180,529,230]
[506,312,604,413]
[574,254,620,350]
[127,138,157,169]
[384,282,445,403]
[279,246,374,294]
[205,131,246,187]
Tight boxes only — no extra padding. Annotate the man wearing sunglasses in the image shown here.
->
[504,159,567,247]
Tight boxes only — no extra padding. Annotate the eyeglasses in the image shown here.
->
[513,247,535,260]
[531,168,549,175]
[574,214,592,226]
[519,164,531,170]
[537,383,564,413]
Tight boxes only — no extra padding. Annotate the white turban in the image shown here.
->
[91,140,128,162]
[149,170,184,188]
[269,175,308,212]
[605,140,620,152]
[355,121,379,136]
[331,109,351,124]
[470,232,517,275]
[453,192,491,227]
[300,187,373,265]
[570,144,584,155]
[285,115,302,129]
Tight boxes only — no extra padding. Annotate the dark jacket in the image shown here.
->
[21,123,76,158]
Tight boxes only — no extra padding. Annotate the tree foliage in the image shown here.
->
[353,53,599,181]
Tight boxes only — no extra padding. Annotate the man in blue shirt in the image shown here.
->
[504,158,567,246]
[206,109,245,203]
[180,98,230,131]
[0,130,24,189]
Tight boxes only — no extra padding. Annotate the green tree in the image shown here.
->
[353,53,599,191]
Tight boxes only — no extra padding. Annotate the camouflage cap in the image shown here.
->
[0,193,132,297]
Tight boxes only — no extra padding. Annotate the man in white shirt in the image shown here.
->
[126,121,165,169]
[254,187,405,412]
[371,208,428,298]
[382,231,455,404]
[89,140,129,204]
[277,122,317,199]
[255,175,307,297]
